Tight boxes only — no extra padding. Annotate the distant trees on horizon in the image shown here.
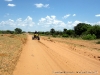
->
[38,23,100,39]
[0,28,23,34]
[0,23,100,39]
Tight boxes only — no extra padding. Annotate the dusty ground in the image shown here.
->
[13,34,100,75]
[0,34,27,75]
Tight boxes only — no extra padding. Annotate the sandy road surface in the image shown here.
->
[13,35,100,75]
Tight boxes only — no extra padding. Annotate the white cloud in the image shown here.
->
[44,4,49,8]
[5,0,12,2]
[72,20,81,26]
[23,16,34,27]
[0,15,100,31]
[95,14,100,17]
[38,15,66,28]
[65,21,81,29]
[34,3,49,8]
[0,16,35,27]
[96,21,100,25]
[63,14,70,19]
[0,19,16,27]
[73,14,76,16]
[34,3,43,8]
[68,21,72,24]
[8,3,16,7]
[38,16,100,30]
[38,16,87,30]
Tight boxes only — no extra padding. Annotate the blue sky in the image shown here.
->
[0,0,100,31]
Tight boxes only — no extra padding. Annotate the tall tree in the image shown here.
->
[63,28,67,33]
[74,23,91,35]
[67,30,75,36]
[50,28,55,35]
[88,25,100,38]
[14,28,22,34]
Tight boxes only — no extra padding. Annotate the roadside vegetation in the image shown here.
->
[0,28,27,75]
[0,28,25,34]
[96,41,100,44]
[29,23,100,41]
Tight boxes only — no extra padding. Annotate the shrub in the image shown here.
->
[82,34,96,40]
[96,41,100,44]
[62,34,69,37]
[87,25,100,38]
[48,37,51,39]
[74,23,91,36]
[52,34,57,37]
[14,28,22,34]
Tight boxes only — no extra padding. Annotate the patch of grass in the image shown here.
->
[0,34,27,75]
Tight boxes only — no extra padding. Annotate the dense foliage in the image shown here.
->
[82,34,96,40]
[50,28,55,35]
[14,28,22,34]
[38,23,100,40]
[0,23,100,40]
[87,25,100,38]
[0,28,24,34]
[74,23,91,35]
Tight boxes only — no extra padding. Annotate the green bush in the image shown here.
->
[62,34,69,37]
[82,34,96,40]
[52,34,57,37]
[48,37,51,39]
[87,25,100,38]
[14,28,22,34]
[96,41,100,44]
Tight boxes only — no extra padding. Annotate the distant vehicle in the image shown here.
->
[32,31,40,40]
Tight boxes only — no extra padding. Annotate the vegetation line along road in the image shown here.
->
[0,22,100,75]
[29,23,100,43]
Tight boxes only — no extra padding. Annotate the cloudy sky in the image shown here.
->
[0,0,100,31]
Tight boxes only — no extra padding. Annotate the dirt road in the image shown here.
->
[13,35,100,75]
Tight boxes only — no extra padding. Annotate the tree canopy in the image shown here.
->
[50,28,55,35]
[14,28,22,34]
[74,23,91,35]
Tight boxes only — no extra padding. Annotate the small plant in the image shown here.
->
[62,34,69,37]
[0,34,3,36]
[82,34,96,40]
[48,37,50,39]
[96,41,100,44]
[52,34,56,37]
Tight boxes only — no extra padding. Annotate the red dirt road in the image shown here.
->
[13,35,100,75]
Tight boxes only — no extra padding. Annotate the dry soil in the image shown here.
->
[13,34,100,75]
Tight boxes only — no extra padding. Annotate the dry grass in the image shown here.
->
[0,34,27,75]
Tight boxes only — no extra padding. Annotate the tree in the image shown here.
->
[67,30,75,36]
[87,25,100,38]
[55,31,62,35]
[14,28,22,34]
[50,28,55,35]
[45,31,50,35]
[74,23,91,36]
[0,30,2,34]
[63,28,67,33]
[6,30,14,34]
